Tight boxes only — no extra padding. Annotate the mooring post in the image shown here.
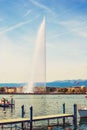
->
[1,125,3,130]
[63,103,65,114]
[13,100,15,109]
[63,103,65,127]
[30,106,33,130]
[73,104,77,129]
[21,105,24,129]
[11,97,13,111]
[21,105,25,118]
[3,98,5,112]
[11,97,13,105]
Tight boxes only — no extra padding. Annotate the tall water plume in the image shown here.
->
[24,17,46,93]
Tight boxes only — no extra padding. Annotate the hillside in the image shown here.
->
[0,79,87,88]
[46,79,87,88]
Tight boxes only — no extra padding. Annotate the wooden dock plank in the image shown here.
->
[0,118,30,124]
[0,114,73,125]
[33,114,73,121]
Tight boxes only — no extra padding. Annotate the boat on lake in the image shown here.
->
[78,107,87,118]
[0,97,10,107]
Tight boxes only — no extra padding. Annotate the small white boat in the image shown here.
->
[78,108,87,118]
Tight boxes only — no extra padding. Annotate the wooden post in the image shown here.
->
[57,118,59,125]
[11,97,13,113]
[14,100,15,109]
[11,97,13,105]
[73,104,77,129]
[63,103,65,127]
[48,119,50,126]
[15,124,17,130]
[21,105,24,129]
[1,125,3,130]
[11,124,12,130]
[3,98,5,112]
[21,105,24,118]
[30,106,33,130]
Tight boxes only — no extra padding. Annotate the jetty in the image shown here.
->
[0,104,77,130]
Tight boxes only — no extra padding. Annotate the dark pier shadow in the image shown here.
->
[79,117,87,125]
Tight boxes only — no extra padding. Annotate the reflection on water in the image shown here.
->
[79,118,87,130]
[80,117,87,125]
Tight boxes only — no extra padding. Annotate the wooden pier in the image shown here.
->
[0,104,77,130]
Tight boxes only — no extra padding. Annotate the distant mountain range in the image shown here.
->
[46,79,87,88]
[0,79,87,88]
[0,83,26,88]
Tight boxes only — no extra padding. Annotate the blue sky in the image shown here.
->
[0,0,87,82]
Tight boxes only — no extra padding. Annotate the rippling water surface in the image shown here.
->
[0,94,87,130]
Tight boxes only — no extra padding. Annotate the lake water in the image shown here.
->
[0,94,87,130]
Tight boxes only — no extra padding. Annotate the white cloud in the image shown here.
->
[0,20,31,34]
[24,9,32,17]
[30,0,56,16]
[51,19,87,39]
[0,15,40,35]
[48,32,69,39]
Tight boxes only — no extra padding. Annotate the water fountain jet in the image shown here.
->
[24,17,46,93]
